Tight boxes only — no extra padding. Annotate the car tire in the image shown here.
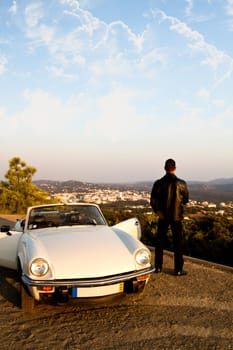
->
[21,284,35,312]
[130,281,146,302]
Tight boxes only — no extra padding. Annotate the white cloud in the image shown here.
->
[197,88,210,98]
[154,9,233,85]
[0,86,150,180]
[48,66,78,80]
[0,106,6,119]
[24,2,44,28]
[196,89,225,107]
[197,88,225,108]
[225,0,233,30]
[22,0,151,73]
[22,18,56,59]
[212,99,225,107]
[6,89,74,138]
[109,20,146,52]
[174,98,203,119]
[0,55,8,74]
[9,0,17,14]
[226,0,233,16]
[14,1,160,89]
[60,0,81,10]
[185,0,193,17]
[1,0,233,182]
[84,86,147,143]
[63,7,102,37]
[137,48,167,73]
[184,0,215,23]
[63,4,146,53]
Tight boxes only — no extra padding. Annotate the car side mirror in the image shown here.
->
[1,224,11,232]
[14,219,25,232]
[0,225,11,235]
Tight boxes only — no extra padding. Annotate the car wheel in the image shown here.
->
[21,284,35,312]
[129,281,146,302]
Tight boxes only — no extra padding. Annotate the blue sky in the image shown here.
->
[0,0,233,183]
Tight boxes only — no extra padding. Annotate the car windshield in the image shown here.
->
[27,204,106,230]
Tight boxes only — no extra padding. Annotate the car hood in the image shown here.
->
[28,226,145,279]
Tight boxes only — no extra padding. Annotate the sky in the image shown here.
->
[0,0,233,183]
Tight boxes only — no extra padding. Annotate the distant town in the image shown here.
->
[35,179,233,220]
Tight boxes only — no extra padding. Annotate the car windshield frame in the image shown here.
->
[26,204,107,230]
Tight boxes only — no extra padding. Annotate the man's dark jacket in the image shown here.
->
[150,173,189,221]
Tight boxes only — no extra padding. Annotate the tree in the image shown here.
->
[0,157,55,214]
[5,157,36,186]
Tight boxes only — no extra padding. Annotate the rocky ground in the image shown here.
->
[0,216,233,350]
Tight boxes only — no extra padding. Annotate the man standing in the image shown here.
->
[150,159,189,276]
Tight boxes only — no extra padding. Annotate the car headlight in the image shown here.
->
[30,258,49,277]
[135,248,151,266]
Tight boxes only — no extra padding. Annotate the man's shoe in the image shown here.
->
[175,270,187,276]
[154,268,162,273]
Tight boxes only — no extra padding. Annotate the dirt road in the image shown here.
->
[1,216,233,349]
[1,251,233,350]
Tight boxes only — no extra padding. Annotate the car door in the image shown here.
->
[112,218,141,240]
[0,230,22,270]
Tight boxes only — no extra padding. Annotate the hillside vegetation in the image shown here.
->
[0,157,56,214]
[100,207,233,268]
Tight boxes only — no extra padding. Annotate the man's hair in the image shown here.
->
[165,158,176,172]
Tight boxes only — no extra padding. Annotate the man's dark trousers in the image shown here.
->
[155,220,184,272]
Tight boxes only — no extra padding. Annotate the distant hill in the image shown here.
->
[187,180,233,203]
[207,178,233,185]
[34,178,233,203]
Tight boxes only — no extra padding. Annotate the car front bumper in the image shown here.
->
[22,266,155,288]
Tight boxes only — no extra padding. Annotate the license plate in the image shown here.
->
[71,283,124,298]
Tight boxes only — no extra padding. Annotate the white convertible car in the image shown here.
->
[0,203,154,311]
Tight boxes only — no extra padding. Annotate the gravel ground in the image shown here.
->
[1,217,233,350]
